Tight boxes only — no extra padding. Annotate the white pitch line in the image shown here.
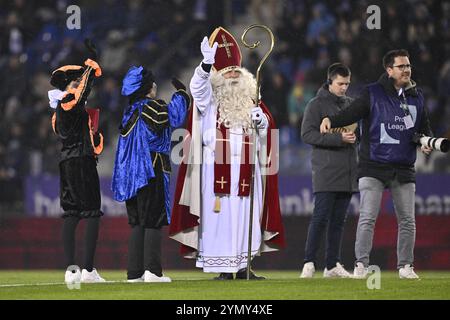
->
[0,278,207,288]
[0,280,123,288]
[0,282,66,287]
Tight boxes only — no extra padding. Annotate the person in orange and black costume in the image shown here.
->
[48,40,106,284]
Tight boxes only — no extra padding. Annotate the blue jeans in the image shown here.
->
[304,192,352,269]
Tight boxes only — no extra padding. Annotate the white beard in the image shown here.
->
[210,68,257,131]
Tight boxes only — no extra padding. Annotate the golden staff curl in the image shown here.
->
[241,24,275,107]
[241,24,275,281]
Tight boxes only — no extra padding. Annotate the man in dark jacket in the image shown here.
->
[300,63,358,278]
[321,50,433,279]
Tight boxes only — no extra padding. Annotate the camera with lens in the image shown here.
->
[412,133,450,153]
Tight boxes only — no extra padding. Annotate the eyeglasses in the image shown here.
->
[392,64,412,71]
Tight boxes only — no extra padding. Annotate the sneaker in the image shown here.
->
[323,262,351,278]
[235,269,266,280]
[144,270,172,283]
[300,262,315,278]
[213,273,234,280]
[127,274,145,283]
[65,267,81,284]
[81,268,106,283]
[399,264,419,279]
[352,262,368,279]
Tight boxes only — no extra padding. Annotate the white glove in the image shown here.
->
[201,36,218,65]
[251,106,268,129]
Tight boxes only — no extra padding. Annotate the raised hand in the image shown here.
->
[200,36,218,65]
[171,77,186,91]
[84,38,97,60]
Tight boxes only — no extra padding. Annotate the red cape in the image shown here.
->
[169,101,285,257]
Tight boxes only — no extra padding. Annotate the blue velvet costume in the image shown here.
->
[112,66,189,226]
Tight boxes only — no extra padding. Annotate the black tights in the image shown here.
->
[127,225,162,279]
[62,216,100,272]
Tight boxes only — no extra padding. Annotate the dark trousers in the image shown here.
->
[62,216,100,271]
[127,225,162,279]
[304,192,352,269]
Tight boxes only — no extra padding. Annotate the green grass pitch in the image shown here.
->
[0,270,449,300]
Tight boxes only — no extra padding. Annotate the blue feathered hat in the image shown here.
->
[121,66,155,96]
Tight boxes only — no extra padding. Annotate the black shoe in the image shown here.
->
[235,269,266,280]
[213,273,234,280]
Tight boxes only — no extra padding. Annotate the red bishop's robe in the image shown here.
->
[169,97,285,266]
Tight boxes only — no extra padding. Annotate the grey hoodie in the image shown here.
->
[301,85,358,193]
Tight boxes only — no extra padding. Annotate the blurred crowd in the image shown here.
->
[254,0,450,174]
[0,0,449,207]
[0,0,220,207]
